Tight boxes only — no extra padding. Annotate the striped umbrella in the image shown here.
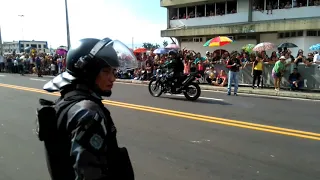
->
[203,36,233,47]
[253,42,275,52]
[309,43,320,51]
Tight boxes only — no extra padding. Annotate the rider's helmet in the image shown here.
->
[168,50,177,59]
[43,38,138,96]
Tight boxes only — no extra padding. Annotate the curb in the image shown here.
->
[116,79,320,100]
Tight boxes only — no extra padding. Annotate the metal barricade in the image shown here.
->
[213,63,320,90]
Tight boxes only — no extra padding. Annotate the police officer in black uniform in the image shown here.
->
[37,38,137,180]
[162,50,184,92]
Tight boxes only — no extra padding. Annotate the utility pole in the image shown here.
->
[132,37,134,50]
[18,15,25,40]
[65,0,71,50]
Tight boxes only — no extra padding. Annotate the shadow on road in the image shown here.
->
[160,96,232,105]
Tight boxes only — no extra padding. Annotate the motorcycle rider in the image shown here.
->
[162,50,184,92]
[37,38,137,180]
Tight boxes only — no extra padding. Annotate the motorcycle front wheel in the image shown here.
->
[148,79,163,97]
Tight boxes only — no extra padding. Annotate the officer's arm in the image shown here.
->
[69,108,109,180]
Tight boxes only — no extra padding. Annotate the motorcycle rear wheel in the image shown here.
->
[183,82,201,101]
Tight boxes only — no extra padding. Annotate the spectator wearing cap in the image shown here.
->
[288,68,303,91]
[272,56,286,91]
[226,51,242,95]
[305,53,314,66]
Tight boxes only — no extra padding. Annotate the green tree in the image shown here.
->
[142,42,160,50]
[163,40,168,48]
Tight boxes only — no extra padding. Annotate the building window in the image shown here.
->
[216,2,226,15]
[181,38,193,42]
[170,8,178,20]
[227,1,237,14]
[26,44,29,47]
[297,31,303,36]
[178,7,186,19]
[253,0,264,11]
[187,6,195,18]
[44,44,48,49]
[278,31,304,38]
[193,38,203,42]
[306,30,318,36]
[206,4,215,16]
[196,5,205,17]
[38,44,41,48]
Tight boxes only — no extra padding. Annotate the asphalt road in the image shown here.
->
[0,73,319,180]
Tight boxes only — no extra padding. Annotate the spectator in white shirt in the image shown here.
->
[313,51,320,64]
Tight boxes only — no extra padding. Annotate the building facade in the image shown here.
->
[2,40,48,54]
[160,0,320,55]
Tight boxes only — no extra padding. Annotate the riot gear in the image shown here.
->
[37,37,137,180]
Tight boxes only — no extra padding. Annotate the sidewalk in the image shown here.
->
[116,79,320,100]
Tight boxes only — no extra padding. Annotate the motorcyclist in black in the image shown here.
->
[162,50,184,92]
[38,38,137,180]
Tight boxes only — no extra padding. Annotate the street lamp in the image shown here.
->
[18,15,24,40]
[65,0,71,50]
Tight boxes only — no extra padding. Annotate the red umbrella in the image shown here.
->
[134,48,147,53]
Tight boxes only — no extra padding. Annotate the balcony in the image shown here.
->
[161,0,208,7]
[253,6,320,21]
[169,12,248,28]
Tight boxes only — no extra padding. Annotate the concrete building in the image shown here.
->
[160,0,320,55]
[2,40,48,54]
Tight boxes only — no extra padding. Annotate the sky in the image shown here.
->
[0,0,172,48]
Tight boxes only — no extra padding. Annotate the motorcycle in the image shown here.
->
[148,69,202,101]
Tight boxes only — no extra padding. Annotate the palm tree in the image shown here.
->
[163,40,168,48]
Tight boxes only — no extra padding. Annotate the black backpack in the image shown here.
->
[36,90,98,142]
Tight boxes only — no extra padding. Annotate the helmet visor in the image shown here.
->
[95,40,138,71]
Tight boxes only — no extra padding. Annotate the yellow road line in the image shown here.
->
[0,83,319,141]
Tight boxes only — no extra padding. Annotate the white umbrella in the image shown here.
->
[165,43,180,49]
[253,42,275,52]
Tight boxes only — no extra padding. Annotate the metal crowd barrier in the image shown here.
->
[213,63,320,90]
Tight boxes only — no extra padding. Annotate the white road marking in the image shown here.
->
[0,74,6,77]
[29,78,47,82]
[164,93,224,101]
[115,81,319,102]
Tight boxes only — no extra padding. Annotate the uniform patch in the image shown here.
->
[89,134,103,150]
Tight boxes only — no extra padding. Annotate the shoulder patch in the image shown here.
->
[90,134,103,150]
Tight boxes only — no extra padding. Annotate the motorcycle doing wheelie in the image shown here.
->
[148,68,202,101]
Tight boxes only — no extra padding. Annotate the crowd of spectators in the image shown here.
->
[0,53,66,77]
[1,47,319,91]
[119,47,320,91]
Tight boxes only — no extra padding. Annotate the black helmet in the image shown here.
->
[168,50,177,56]
[67,38,136,78]
[43,38,138,95]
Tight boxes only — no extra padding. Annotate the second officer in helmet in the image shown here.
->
[37,38,137,180]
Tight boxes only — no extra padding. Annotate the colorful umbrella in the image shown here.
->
[203,36,233,47]
[252,42,275,52]
[278,42,298,48]
[56,49,67,56]
[133,48,147,53]
[242,44,255,53]
[153,48,168,54]
[309,43,320,51]
[165,43,180,49]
